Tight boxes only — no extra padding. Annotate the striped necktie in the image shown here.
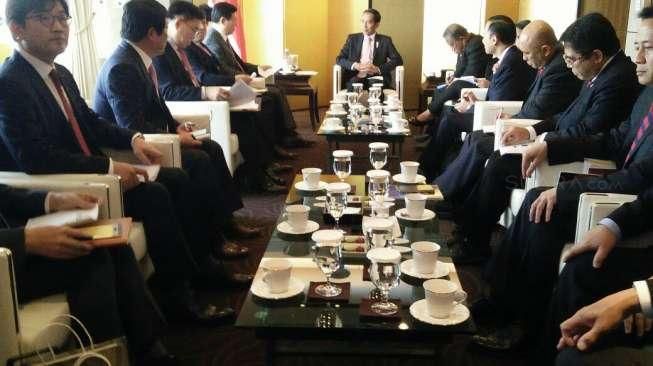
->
[624,103,653,165]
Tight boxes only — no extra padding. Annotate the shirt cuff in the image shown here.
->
[201,86,207,100]
[131,132,144,144]
[351,63,358,71]
[526,126,537,141]
[599,218,622,240]
[108,158,114,174]
[44,192,53,213]
[634,280,653,318]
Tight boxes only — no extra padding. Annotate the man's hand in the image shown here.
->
[176,125,202,148]
[501,126,531,146]
[521,141,548,178]
[48,192,99,212]
[462,90,479,103]
[132,137,162,165]
[25,226,93,259]
[529,188,557,223]
[257,65,272,75]
[562,225,618,268]
[235,74,253,84]
[113,162,149,190]
[205,87,230,101]
[454,99,473,113]
[558,288,641,351]
[475,78,490,88]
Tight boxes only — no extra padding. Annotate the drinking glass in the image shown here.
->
[346,92,358,109]
[369,142,388,169]
[332,150,352,182]
[326,182,349,231]
[352,83,364,101]
[349,104,363,132]
[312,242,342,297]
[367,248,401,315]
[369,105,383,133]
[367,170,390,205]
[369,86,382,102]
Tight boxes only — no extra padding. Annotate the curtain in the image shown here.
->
[69,0,100,101]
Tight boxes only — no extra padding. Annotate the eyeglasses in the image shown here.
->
[26,13,72,28]
[563,54,585,65]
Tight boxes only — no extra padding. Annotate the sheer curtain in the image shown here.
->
[69,0,101,100]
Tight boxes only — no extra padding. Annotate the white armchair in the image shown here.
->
[333,65,405,101]
[165,101,241,175]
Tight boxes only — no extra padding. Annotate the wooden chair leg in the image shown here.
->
[308,91,317,131]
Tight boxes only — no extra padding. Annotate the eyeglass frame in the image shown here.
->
[25,13,72,28]
[563,53,588,66]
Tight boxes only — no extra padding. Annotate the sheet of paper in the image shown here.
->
[228,79,257,107]
[453,75,477,85]
[259,66,280,78]
[26,204,99,228]
[133,164,160,182]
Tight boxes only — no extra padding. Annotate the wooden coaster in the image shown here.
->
[307,282,350,303]
[359,298,402,321]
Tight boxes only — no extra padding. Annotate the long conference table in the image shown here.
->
[236,175,475,365]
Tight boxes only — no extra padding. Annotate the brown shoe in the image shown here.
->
[220,241,250,258]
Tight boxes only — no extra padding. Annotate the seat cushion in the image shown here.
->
[129,222,147,261]
[18,294,70,351]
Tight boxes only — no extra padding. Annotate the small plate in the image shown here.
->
[400,259,450,279]
[409,299,470,326]
[392,245,411,254]
[394,238,410,246]
[277,220,320,235]
[321,126,345,133]
[386,127,411,134]
[392,173,427,184]
[251,277,305,300]
[395,208,436,221]
[294,181,329,192]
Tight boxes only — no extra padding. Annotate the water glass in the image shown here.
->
[369,105,383,133]
[352,83,364,101]
[367,248,401,315]
[326,182,349,231]
[311,230,344,297]
[367,169,390,204]
[346,92,358,109]
[332,150,353,181]
[369,142,389,169]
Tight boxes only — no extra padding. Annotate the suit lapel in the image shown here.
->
[372,35,383,66]
[354,33,363,62]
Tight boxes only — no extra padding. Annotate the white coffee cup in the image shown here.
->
[391,118,407,131]
[250,77,266,89]
[400,161,420,181]
[404,193,426,218]
[285,204,310,230]
[335,93,347,103]
[301,167,321,189]
[410,241,440,274]
[423,279,467,318]
[329,102,345,112]
[388,111,403,121]
[323,117,342,130]
[260,259,292,293]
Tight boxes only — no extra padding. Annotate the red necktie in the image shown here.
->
[148,64,159,97]
[537,67,544,77]
[48,70,92,156]
[176,47,200,87]
[624,103,653,165]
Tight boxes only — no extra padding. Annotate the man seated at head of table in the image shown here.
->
[335,8,403,91]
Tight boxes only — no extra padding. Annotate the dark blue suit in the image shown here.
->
[336,33,403,90]
[457,51,642,254]
[420,46,536,181]
[94,41,244,226]
[185,41,235,87]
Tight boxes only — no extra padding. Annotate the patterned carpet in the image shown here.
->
[162,109,529,366]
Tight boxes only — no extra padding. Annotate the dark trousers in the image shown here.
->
[556,342,653,366]
[230,111,273,179]
[461,151,523,249]
[485,187,577,334]
[434,131,494,201]
[420,107,473,181]
[18,246,164,356]
[426,79,475,120]
[543,248,653,362]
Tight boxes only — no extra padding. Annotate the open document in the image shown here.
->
[228,79,257,107]
[26,204,99,228]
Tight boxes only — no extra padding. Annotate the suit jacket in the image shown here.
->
[514,48,583,120]
[536,51,641,140]
[94,41,178,133]
[204,27,257,76]
[548,87,653,207]
[186,41,236,87]
[0,51,135,174]
[454,34,489,78]
[0,184,46,270]
[608,185,653,240]
[152,42,203,101]
[335,33,403,89]
[486,46,536,101]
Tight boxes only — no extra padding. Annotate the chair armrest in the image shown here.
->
[460,87,488,101]
[574,193,638,243]
[395,65,405,101]
[0,248,19,365]
[333,64,342,100]
[102,134,181,168]
[472,101,523,131]
[0,172,123,219]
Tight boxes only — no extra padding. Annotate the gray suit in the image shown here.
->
[204,27,257,76]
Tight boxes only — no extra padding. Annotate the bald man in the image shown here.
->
[430,20,582,251]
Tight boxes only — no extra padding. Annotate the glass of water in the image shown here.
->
[349,104,363,132]
[352,83,364,101]
[369,104,383,133]
[332,150,352,182]
[311,230,344,297]
[369,142,389,169]
[346,92,358,110]
[369,86,382,102]
[367,169,390,204]
[367,248,401,315]
[326,182,349,231]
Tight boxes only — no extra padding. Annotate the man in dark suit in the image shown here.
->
[203,2,313,150]
[152,2,286,193]
[0,0,250,325]
[449,13,642,263]
[335,8,403,90]
[94,0,259,255]
[0,185,177,364]
[419,19,536,181]
[411,17,506,138]
[432,20,583,217]
[471,11,653,348]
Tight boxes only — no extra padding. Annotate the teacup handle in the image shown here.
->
[261,268,272,285]
[453,289,467,305]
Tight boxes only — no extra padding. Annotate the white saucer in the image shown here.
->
[277,220,320,235]
[395,208,436,221]
[321,126,345,132]
[251,277,304,300]
[392,173,426,184]
[409,299,470,326]
[326,110,347,116]
[394,238,410,245]
[400,259,450,279]
[392,245,411,254]
[386,127,410,134]
[294,181,329,191]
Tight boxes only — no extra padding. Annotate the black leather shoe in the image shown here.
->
[274,145,297,160]
[198,257,254,287]
[226,220,262,239]
[283,135,316,148]
[219,240,250,258]
[269,162,293,173]
[260,176,287,193]
[265,168,287,185]
[164,285,236,325]
[472,323,525,351]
